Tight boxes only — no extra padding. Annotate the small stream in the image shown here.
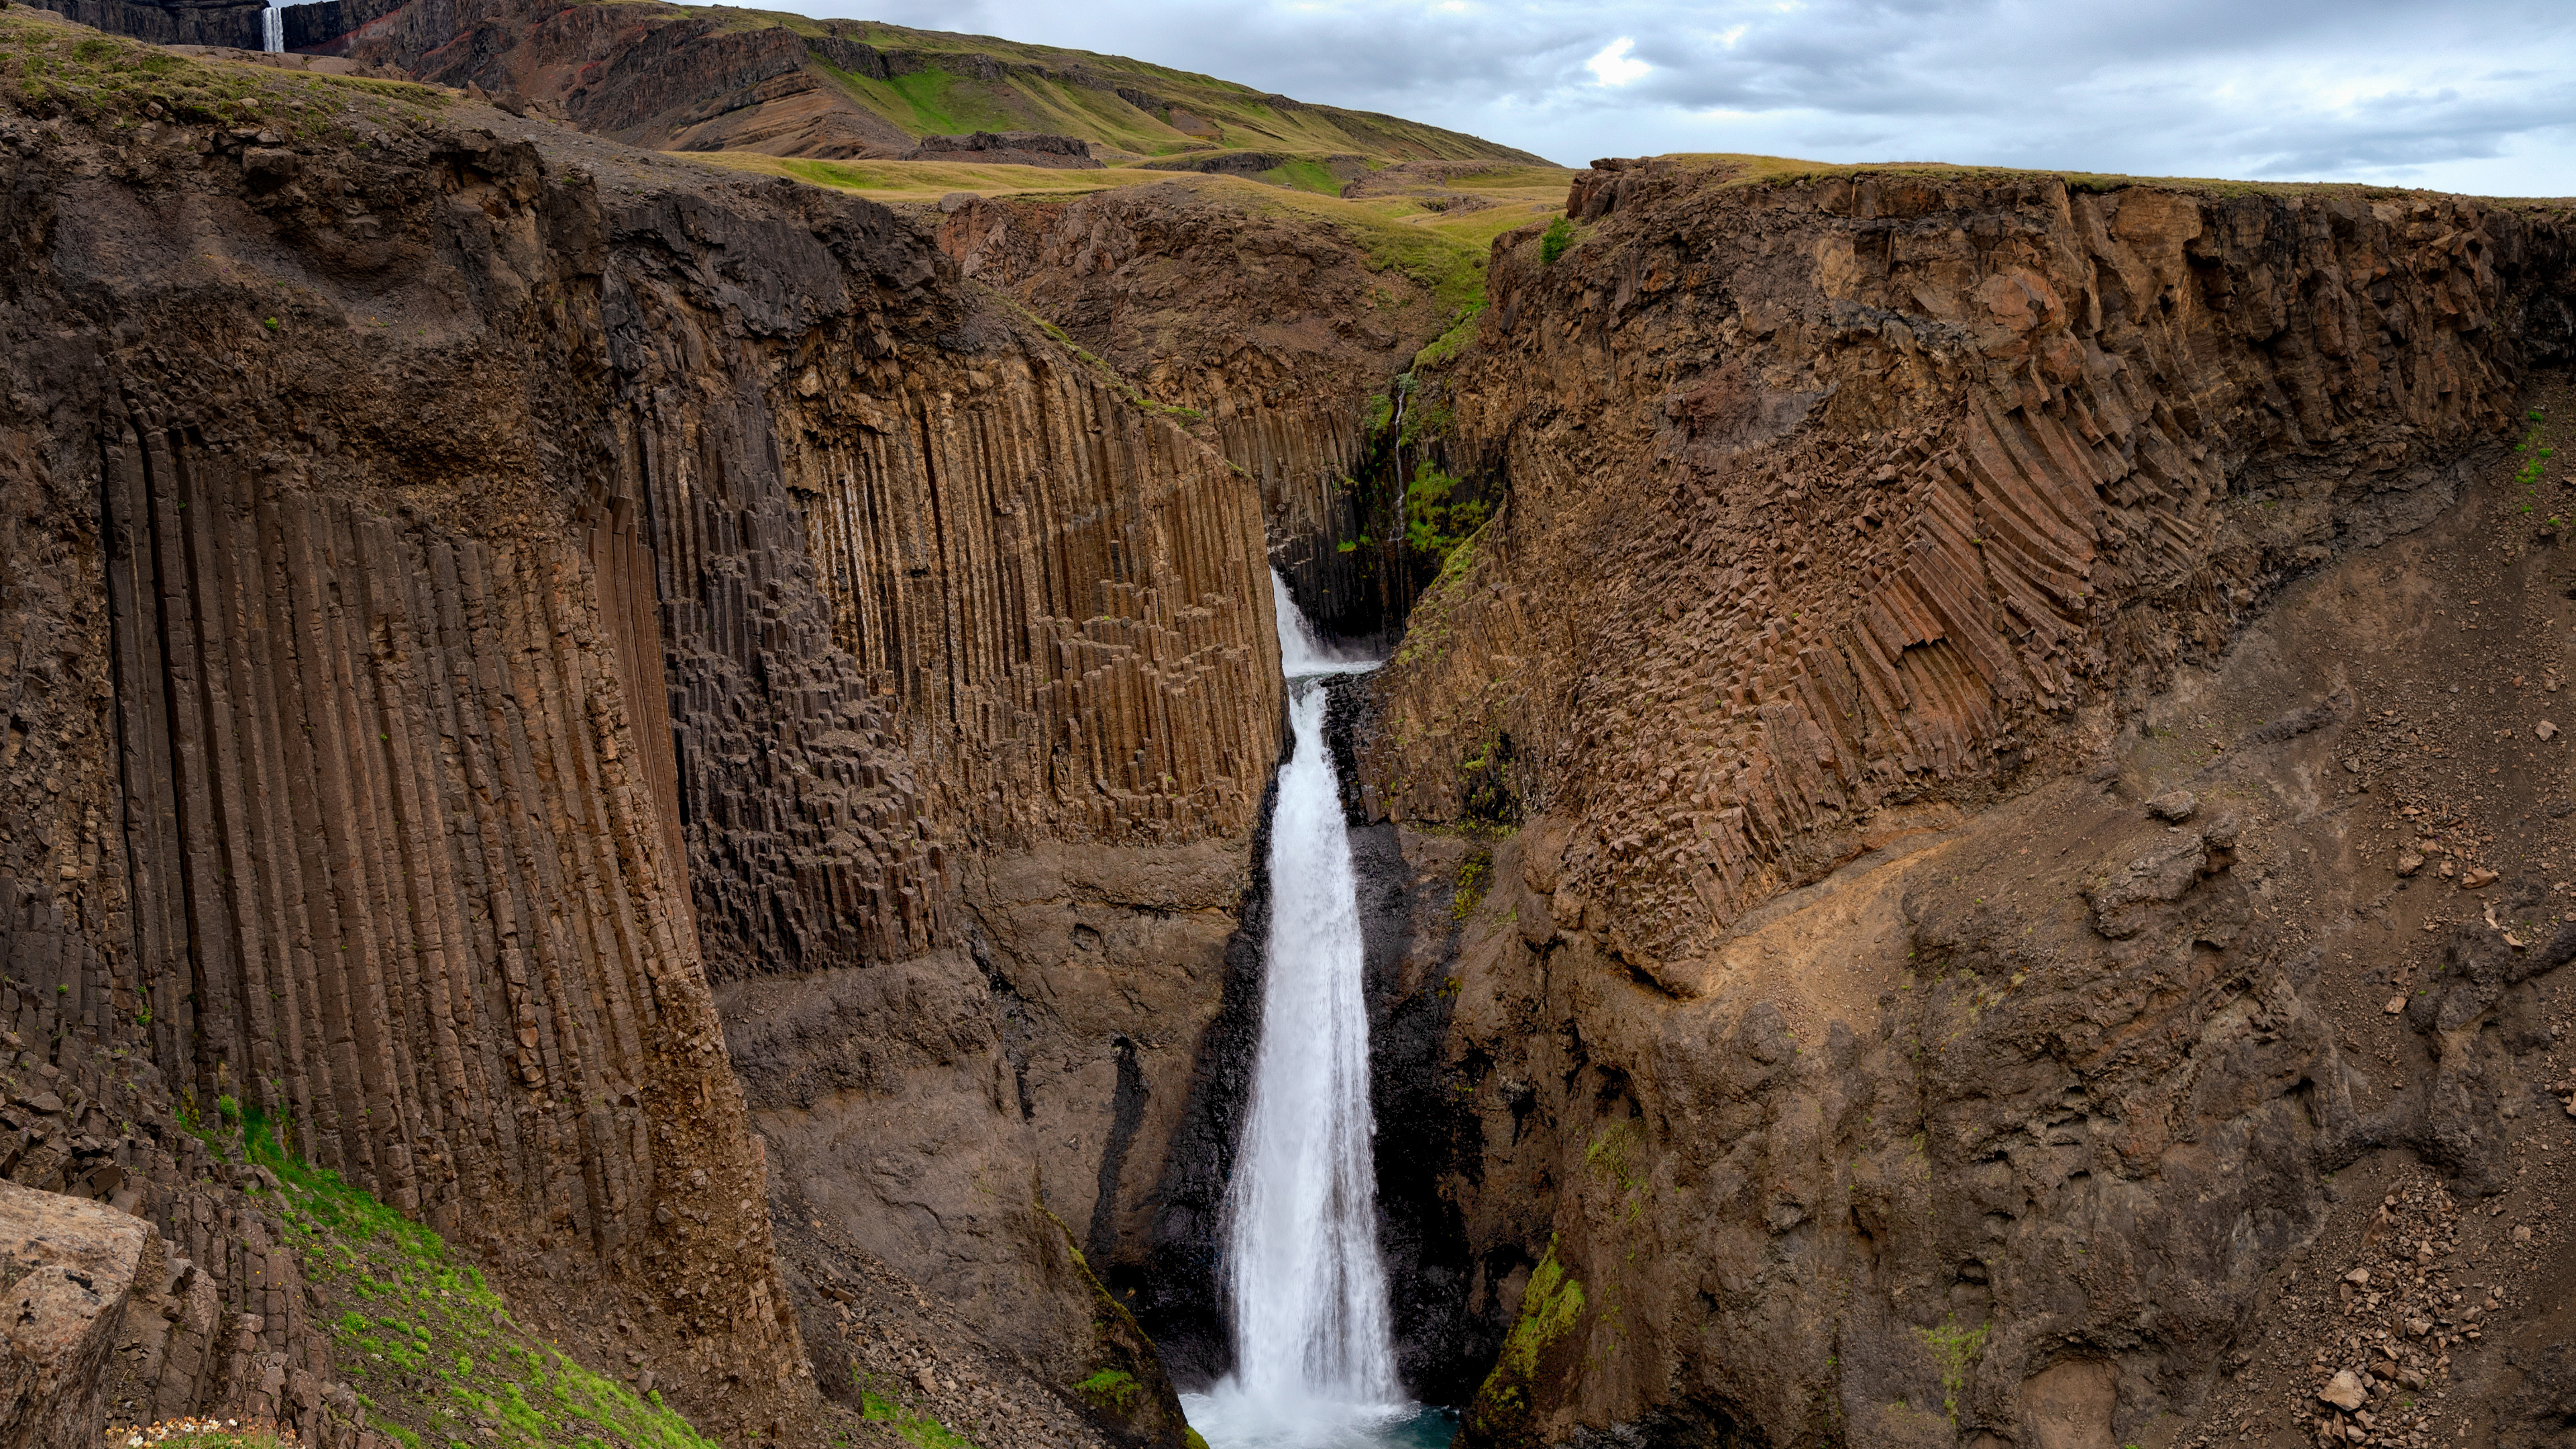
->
[1181,575,1454,1449]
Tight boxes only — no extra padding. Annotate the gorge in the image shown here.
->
[3,7,2576,1449]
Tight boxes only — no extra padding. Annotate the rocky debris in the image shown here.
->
[2082,824,2231,938]
[2536,720,2559,741]
[0,1181,148,1449]
[2149,789,2200,822]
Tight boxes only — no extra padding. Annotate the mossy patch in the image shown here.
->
[1071,1368,1138,1411]
[857,1385,980,1449]
[1917,1314,1990,1427]
[184,1108,722,1449]
[1460,1240,1586,1449]
[1451,848,1492,920]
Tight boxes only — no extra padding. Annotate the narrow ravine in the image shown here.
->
[1181,575,1449,1449]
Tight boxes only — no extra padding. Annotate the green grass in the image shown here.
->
[0,13,447,138]
[178,1106,722,1449]
[1256,158,1346,196]
[859,1385,979,1449]
[1539,215,1574,265]
[1411,303,1484,372]
[877,66,1016,136]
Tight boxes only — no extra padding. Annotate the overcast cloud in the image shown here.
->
[812,0,2576,195]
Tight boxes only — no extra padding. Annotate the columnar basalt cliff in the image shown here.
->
[938,186,1461,639]
[0,24,1277,1446]
[1368,164,2575,964]
[1352,162,2576,1448]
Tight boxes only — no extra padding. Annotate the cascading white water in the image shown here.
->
[1269,569,1373,679]
[1228,682,1396,1403]
[260,2,283,52]
[1181,574,1425,1448]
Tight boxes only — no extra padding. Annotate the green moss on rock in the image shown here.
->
[1460,1240,1586,1449]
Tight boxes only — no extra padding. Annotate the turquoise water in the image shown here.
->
[1180,1389,1458,1449]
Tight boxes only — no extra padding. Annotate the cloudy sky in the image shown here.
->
[818,0,2576,195]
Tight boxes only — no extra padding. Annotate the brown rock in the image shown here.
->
[2319,1369,2369,1411]
[0,1181,149,1449]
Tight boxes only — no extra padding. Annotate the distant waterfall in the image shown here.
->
[261,2,283,52]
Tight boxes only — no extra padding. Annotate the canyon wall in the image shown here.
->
[940,185,1458,640]
[0,29,1281,1444]
[1355,163,2576,1447]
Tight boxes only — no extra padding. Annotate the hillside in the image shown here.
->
[256,0,1551,167]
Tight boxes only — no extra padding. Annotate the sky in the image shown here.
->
[809,0,2576,196]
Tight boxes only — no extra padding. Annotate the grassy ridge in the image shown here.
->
[639,3,1548,163]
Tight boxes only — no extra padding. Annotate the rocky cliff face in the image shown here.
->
[938,184,1460,640]
[1354,162,2576,1448]
[0,21,1278,1446]
[52,0,266,50]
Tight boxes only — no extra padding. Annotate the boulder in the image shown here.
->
[0,1181,148,1449]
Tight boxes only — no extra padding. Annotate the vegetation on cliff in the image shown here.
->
[1460,1242,1586,1449]
[191,1108,722,1449]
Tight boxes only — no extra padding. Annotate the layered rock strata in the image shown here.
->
[902,131,1100,169]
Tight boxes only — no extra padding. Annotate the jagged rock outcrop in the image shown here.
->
[902,131,1099,169]
[1354,160,2576,1448]
[1135,151,1368,190]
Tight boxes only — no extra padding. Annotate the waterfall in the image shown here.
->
[1182,572,1413,1447]
[261,2,283,52]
